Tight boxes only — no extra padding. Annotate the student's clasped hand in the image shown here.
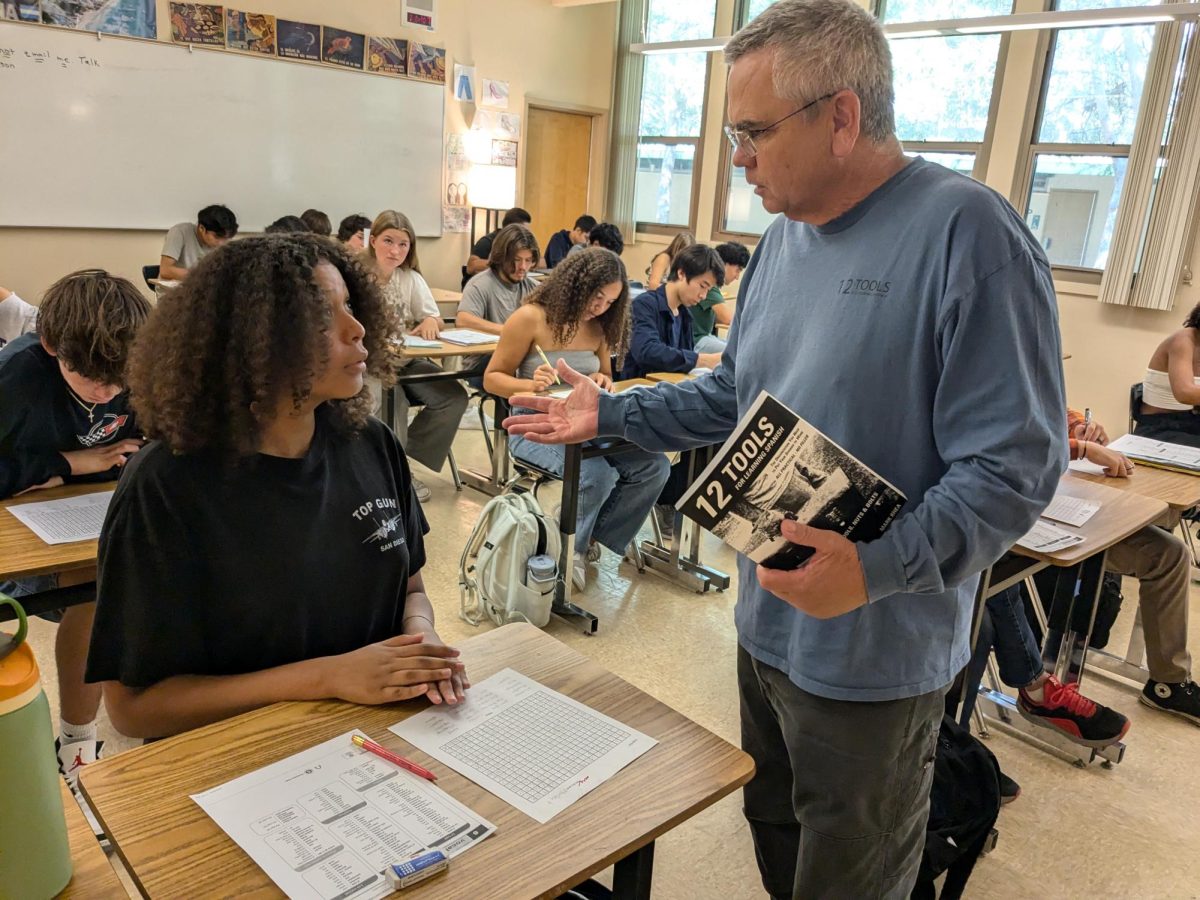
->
[60,440,144,475]
[504,358,601,444]
[330,633,467,705]
[756,519,869,619]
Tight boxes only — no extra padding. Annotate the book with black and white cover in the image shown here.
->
[676,391,907,570]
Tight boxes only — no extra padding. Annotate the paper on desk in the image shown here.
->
[438,329,495,346]
[391,669,657,824]
[1015,520,1085,553]
[1067,458,1108,476]
[1041,494,1100,528]
[1110,434,1200,470]
[6,491,113,544]
[402,336,443,349]
[192,730,495,900]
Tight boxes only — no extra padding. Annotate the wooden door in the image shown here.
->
[524,107,594,256]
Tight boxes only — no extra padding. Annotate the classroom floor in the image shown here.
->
[25,419,1200,899]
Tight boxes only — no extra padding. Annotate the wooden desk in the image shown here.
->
[60,781,127,898]
[0,483,107,581]
[644,372,691,384]
[81,624,754,900]
[1067,460,1200,513]
[430,287,462,306]
[397,340,498,363]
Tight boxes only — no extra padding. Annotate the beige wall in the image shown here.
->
[0,0,616,301]
[625,0,1196,434]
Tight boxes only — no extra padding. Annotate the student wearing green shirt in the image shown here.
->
[693,242,750,353]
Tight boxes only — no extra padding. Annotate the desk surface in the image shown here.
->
[1067,457,1200,512]
[81,624,754,899]
[60,781,127,898]
[1014,476,1167,566]
[397,339,498,361]
[430,287,463,305]
[0,483,107,581]
[644,372,692,384]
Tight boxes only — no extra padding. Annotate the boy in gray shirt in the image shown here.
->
[159,205,239,281]
[456,224,540,336]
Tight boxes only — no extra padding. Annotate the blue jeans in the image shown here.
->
[509,433,670,553]
[986,585,1044,689]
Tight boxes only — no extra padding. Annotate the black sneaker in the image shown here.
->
[653,504,675,543]
[1017,675,1130,748]
[998,771,1020,805]
[1140,680,1200,726]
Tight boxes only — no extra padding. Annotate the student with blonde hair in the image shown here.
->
[363,210,467,501]
[645,231,695,291]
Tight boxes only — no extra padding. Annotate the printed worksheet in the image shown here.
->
[1015,520,1085,554]
[192,730,495,900]
[1041,494,1100,528]
[6,491,113,544]
[1110,434,1200,470]
[391,669,657,824]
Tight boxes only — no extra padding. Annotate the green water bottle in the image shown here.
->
[0,595,73,899]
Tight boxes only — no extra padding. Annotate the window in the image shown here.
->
[632,0,716,233]
[1024,0,1157,270]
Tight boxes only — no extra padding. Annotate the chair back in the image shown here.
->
[142,265,160,291]
[1129,382,1144,433]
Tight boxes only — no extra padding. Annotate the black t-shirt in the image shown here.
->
[462,229,500,288]
[0,333,140,498]
[85,411,428,688]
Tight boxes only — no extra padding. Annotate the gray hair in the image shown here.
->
[724,0,895,144]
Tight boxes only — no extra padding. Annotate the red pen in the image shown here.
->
[351,734,437,782]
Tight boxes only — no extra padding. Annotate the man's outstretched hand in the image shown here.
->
[503,358,603,445]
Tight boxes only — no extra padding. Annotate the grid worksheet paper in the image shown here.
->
[390,669,657,823]
[7,490,113,544]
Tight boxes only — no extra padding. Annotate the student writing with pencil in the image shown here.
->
[484,248,669,591]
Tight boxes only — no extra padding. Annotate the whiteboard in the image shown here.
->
[0,21,444,235]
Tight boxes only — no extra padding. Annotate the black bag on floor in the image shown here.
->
[1088,572,1124,650]
[910,715,1001,900]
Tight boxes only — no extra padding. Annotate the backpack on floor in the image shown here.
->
[910,715,1001,900]
[459,491,561,628]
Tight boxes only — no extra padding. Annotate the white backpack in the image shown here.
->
[459,492,562,628]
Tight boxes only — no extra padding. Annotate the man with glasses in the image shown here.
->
[505,2,1064,896]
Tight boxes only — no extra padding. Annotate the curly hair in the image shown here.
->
[38,269,151,387]
[128,234,400,457]
[1185,301,1200,329]
[526,247,630,359]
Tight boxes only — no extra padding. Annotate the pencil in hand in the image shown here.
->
[534,343,563,386]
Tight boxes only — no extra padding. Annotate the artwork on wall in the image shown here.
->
[408,41,445,83]
[41,0,155,37]
[226,9,275,55]
[169,2,224,45]
[480,78,509,110]
[3,1,40,23]
[277,19,319,61]
[366,36,406,75]
[321,26,364,70]
[491,139,517,168]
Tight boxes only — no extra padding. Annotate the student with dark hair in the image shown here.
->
[1136,299,1200,447]
[338,214,373,250]
[486,247,668,590]
[462,207,532,287]
[585,223,625,257]
[693,241,750,353]
[85,235,467,741]
[620,243,725,380]
[456,224,541,337]
[0,269,150,787]
[159,204,239,281]
[301,208,333,236]
[545,215,597,268]
[265,215,310,234]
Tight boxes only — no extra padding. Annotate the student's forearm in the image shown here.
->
[483,369,536,398]
[455,312,503,335]
[401,591,438,637]
[102,657,335,739]
[159,262,188,281]
[466,256,489,275]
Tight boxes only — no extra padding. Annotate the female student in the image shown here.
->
[1137,300,1200,446]
[364,210,468,501]
[644,231,695,291]
[485,248,670,590]
[85,235,467,739]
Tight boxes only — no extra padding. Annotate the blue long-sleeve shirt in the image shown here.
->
[597,159,1066,701]
[620,285,698,379]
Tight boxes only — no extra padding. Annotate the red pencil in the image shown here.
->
[351,734,437,782]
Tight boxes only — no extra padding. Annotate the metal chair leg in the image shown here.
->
[446,447,463,491]
[1179,515,1200,568]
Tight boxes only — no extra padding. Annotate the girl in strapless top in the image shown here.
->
[486,248,670,591]
[1138,301,1200,447]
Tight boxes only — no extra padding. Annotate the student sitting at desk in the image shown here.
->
[620,243,725,380]
[85,235,467,740]
[584,222,625,257]
[159,204,238,281]
[457,224,541,337]
[462,207,531,288]
[0,284,38,346]
[1136,300,1200,447]
[363,210,467,501]
[644,231,694,291]
[338,214,372,250]
[301,208,332,237]
[485,248,670,591]
[544,214,596,268]
[0,269,149,786]
[692,242,750,355]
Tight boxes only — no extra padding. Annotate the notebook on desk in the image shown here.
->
[439,329,496,346]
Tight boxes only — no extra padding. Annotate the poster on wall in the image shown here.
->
[277,19,319,61]
[442,206,470,233]
[408,41,445,83]
[169,3,224,45]
[3,1,40,23]
[480,78,509,110]
[475,110,521,141]
[41,0,156,37]
[491,139,517,168]
[366,36,406,75]
[403,0,436,31]
[453,63,475,102]
[321,26,364,69]
[226,9,275,55]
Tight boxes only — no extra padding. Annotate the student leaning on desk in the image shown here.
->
[84,235,467,741]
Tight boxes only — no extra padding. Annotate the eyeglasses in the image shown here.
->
[723,92,837,157]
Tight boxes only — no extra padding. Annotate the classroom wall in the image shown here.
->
[0,0,617,301]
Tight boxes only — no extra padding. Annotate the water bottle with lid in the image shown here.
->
[0,594,73,899]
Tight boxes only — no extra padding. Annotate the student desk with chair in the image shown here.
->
[80,624,755,900]
[962,476,1167,766]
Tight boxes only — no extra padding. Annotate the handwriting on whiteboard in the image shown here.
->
[0,48,101,70]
